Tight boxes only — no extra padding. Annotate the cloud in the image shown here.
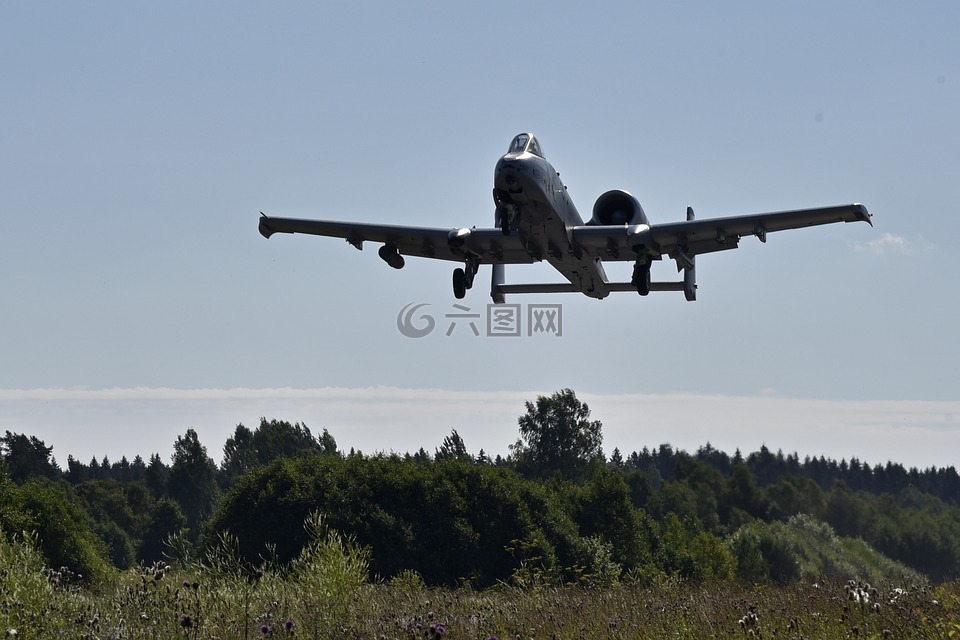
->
[851,232,929,256]
[2,386,959,470]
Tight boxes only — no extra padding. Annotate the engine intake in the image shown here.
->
[588,190,649,226]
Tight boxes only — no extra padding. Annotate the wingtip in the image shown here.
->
[854,203,874,227]
[258,214,275,239]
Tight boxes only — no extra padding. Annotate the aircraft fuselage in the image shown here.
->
[494,148,612,298]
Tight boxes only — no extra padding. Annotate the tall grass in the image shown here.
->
[1,529,58,637]
[3,518,960,639]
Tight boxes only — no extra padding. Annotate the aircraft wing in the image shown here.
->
[259,215,536,264]
[570,203,872,261]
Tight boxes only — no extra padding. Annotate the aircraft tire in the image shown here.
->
[634,263,650,296]
[453,268,467,299]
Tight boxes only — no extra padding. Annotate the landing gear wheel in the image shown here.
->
[453,268,467,299]
[500,214,511,236]
[633,261,651,296]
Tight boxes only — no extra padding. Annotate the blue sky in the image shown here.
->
[2,3,958,468]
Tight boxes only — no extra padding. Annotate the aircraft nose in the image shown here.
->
[495,157,521,186]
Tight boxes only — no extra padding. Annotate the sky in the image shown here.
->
[2,2,958,470]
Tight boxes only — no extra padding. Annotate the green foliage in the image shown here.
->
[766,474,826,519]
[16,478,112,583]
[565,465,654,571]
[730,516,925,586]
[576,535,622,587]
[0,431,59,483]
[389,568,426,590]
[92,519,135,569]
[0,464,34,535]
[728,520,802,584]
[821,485,960,581]
[0,530,58,634]
[512,389,603,480]
[505,530,558,590]
[189,513,369,639]
[167,428,219,542]
[219,423,256,486]
[435,429,471,461]
[206,454,587,587]
[9,392,960,592]
[688,531,736,581]
[220,419,331,487]
[2,544,956,639]
[137,496,187,564]
[288,512,371,633]
[653,513,704,581]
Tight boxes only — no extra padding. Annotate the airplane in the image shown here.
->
[259,132,872,302]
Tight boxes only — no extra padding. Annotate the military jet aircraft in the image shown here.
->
[259,133,872,302]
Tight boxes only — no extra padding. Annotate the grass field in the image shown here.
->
[3,519,960,639]
[4,555,960,638]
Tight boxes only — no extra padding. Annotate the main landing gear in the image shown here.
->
[453,254,480,299]
[632,259,651,296]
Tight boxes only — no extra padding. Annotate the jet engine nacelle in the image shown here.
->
[588,189,650,226]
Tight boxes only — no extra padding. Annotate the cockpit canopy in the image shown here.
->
[508,133,544,159]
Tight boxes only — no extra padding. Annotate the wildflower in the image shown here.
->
[284,619,295,632]
[181,616,193,629]
[260,623,272,634]
[6,629,18,638]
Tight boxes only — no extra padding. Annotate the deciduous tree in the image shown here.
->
[512,389,603,479]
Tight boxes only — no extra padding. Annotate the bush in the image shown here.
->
[205,455,586,586]
[287,512,370,633]
[0,529,58,631]
[17,479,112,583]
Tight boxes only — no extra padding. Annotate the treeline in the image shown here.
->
[1,390,959,587]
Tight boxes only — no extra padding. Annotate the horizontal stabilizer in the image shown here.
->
[493,281,687,296]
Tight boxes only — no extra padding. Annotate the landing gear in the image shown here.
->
[452,254,480,299]
[632,259,651,296]
[494,201,518,236]
[453,268,467,299]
